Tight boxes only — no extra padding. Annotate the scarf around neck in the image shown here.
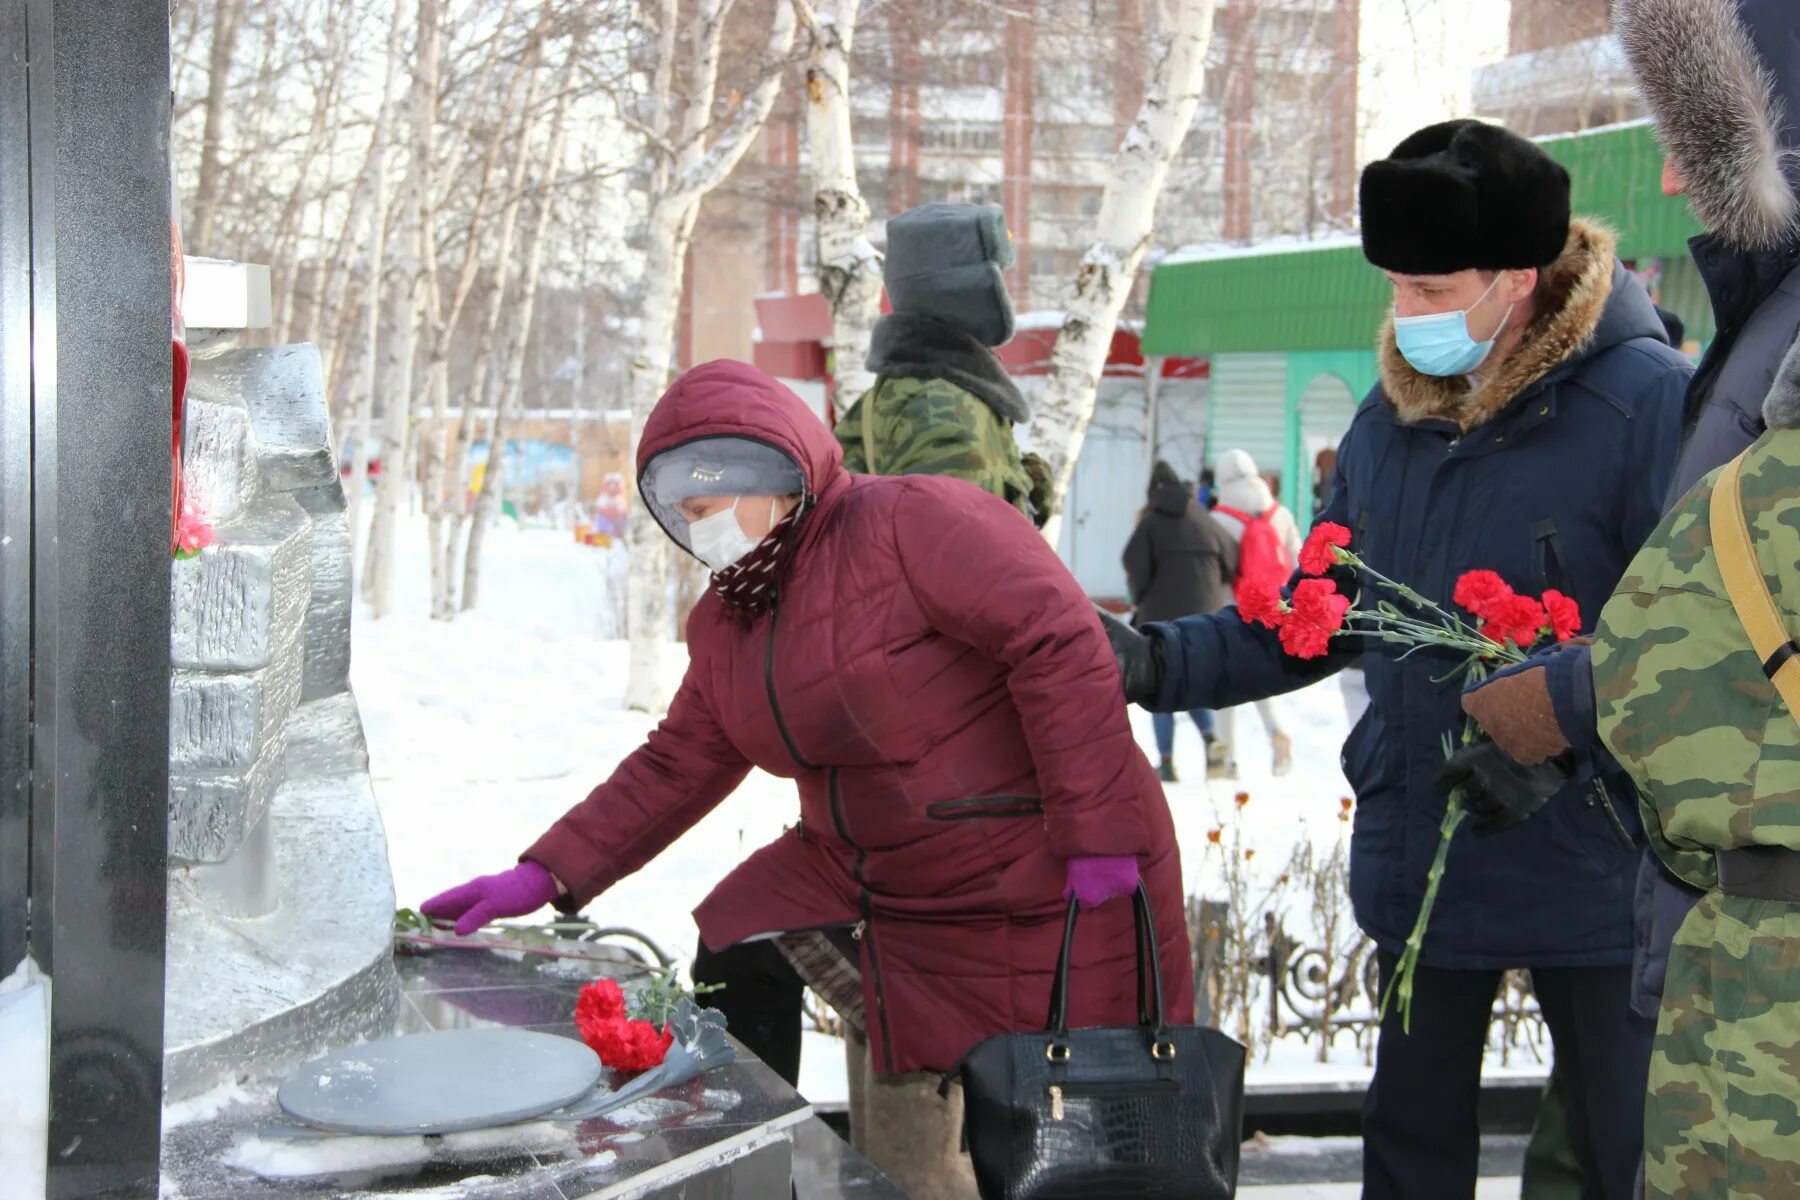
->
[711,496,811,617]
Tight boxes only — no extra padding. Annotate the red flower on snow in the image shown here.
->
[576,978,673,1074]
[1238,580,1287,630]
[1452,570,1512,619]
[1543,589,1582,642]
[1278,578,1350,660]
[1299,522,1353,576]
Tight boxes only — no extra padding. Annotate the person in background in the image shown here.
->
[1210,449,1300,777]
[836,202,1052,527]
[1123,460,1238,783]
[1102,119,1691,1197]
[420,362,1193,1199]
[1198,465,1218,510]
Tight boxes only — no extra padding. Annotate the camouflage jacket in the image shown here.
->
[1593,428,1800,891]
[836,375,1051,527]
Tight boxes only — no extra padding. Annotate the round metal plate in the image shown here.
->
[277,1028,602,1135]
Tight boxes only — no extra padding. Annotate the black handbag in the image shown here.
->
[940,884,1246,1200]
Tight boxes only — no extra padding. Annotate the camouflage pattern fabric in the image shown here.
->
[1593,428,1800,1198]
[837,375,1042,524]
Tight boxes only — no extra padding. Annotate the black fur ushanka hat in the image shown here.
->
[1359,120,1571,276]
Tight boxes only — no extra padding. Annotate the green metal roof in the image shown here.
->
[1143,120,1703,356]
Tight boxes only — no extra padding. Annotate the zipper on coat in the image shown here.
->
[860,890,896,1074]
[763,589,817,772]
[1588,777,1636,849]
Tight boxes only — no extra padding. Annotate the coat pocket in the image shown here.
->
[1533,518,1567,593]
[926,796,1045,821]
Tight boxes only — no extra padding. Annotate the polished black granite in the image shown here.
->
[160,949,900,1199]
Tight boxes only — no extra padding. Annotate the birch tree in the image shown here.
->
[1033,0,1217,545]
[347,0,410,571]
[622,0,800,713]
[795,0,881,416]
[462,34,579,612]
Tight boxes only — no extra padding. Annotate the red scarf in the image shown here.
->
[712,498,810,617]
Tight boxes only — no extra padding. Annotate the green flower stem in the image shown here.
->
[1379,719,1482,1034]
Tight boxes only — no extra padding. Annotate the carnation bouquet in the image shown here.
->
[1240,523,1580,1030]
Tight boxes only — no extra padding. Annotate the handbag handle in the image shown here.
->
[1045,883,1169,1043]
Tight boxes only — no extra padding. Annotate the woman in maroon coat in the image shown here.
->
[423,359,1192,1095]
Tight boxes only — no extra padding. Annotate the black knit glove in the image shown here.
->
[1435,740,1576,837]
[1096,606,1164,706]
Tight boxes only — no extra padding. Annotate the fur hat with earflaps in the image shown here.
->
[1616,0,1800,252]
[883,203,1016,348]
[1359,120,1571,276]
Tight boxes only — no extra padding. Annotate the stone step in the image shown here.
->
[163,771,400,1101]
[171,493,312,673]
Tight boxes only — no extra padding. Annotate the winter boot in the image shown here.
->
[1271,732,1294,777]
[1158,757,1178,784]
[847,1031,978,1199]
[1206,738,1233,779]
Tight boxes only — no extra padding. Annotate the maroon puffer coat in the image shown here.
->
[526,360,1193,1076]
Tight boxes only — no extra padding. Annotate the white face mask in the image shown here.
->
[687,498,774,573]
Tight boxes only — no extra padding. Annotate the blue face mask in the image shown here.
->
[1393,273,1514,378]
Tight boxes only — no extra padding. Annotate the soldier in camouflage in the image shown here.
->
[836,202,1052,526]
[1594,335,1800,1199]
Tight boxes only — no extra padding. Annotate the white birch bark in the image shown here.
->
[1033,0,1216,547]
[344,0,407,577]
[622,0,800,713]
[796,0,882,416]
[462,40,573,613]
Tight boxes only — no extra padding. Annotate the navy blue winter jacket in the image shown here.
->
[1145,228,1690,968]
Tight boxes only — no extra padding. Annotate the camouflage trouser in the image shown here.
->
[1646,891,1800,1198]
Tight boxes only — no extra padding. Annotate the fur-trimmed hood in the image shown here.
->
[1616,0,1800,252]
[1764,334,1800,430]
[1377,220,1664,431]
[865,312,1031,423]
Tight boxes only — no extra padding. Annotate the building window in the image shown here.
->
[919,122,1005,152]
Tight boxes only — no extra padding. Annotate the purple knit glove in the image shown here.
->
[420,861,561,937]
[1063,856,1141,910]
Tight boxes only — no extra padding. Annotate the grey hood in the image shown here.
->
[1616,0,1800,251]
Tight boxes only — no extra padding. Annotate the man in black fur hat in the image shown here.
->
[1103,119,1693,1197]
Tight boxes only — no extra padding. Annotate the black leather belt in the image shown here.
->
[1716,846,1800,902]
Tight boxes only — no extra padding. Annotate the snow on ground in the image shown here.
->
[0,957,49,1200]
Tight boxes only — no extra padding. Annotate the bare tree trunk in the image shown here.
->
[190,0,245,250]
[349,0,408,582]
[364,202,420,619]
[462,41,577,613]
[411,0,454,621]
[797,0,882,417]
[623,0,800,713]
[1034,0,1216,546]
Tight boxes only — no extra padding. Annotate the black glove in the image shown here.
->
[1096,606,1164,706]
[1435,740,1576,836]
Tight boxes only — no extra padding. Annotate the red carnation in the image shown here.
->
[1543,589,1581,642]
[575,978,673,1074]
[1278,579,1350,660]
[1238,580,1286,630]
[1291,579,1351,631]
[1299,522,1353,576]
[1487,593,1549,649]
[576,978,628,1029]
[1453,570,1513,619]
